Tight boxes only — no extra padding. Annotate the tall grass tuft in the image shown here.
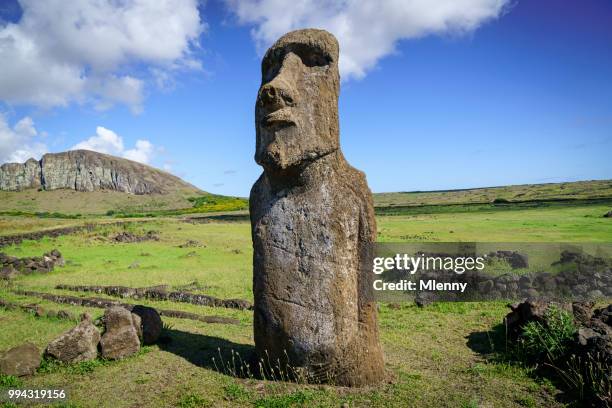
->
[516,306,576,364]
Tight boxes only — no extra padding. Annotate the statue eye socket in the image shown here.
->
[262,48,332,82]
[293,48,331,68]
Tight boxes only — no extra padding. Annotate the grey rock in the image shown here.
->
[1,150,197,194]
[100,306,140,360]
[131,305,163,345]
[0,343,40,376]
[0,158,41,191]
[587,289,604,299]
[576,327,599,346]
[56,310,74,320]
[250,29,384,386]
[45,319,101,363]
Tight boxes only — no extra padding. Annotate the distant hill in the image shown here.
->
[373,179,612,207]
[0,150,200,195]
[0,150,213,215]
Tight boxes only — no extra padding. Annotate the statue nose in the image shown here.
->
[259,82,295,110]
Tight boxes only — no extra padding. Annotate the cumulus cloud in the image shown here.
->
[0,114,48,163]
[124,140,154,163]
[72,126,156,164]
[225,0,510,79]
[0,0,203,112]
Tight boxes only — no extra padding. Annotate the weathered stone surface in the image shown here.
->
[131,305,163,345]
[250,29,384,386]
[45,317,101,363]
[100,306,140,360]
[0,249,64,277]
[0,150,196,194]
[112,231,159,243]
[0,343,40,376]
[504,299,570,339]
[0,158,41,191]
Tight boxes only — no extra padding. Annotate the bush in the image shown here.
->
[556,353,611,406]
[0,374,22,387]
[517,306,576,363]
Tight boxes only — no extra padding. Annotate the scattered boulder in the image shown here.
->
[487,251,528,269]
[56,310,75,320]
[131,305,163,345]
[178,240,203,248]
[0,343,41,376]
[504,298,570,339]
[603,210,612,218]
[503,299,611,407]
[113,231,159,243]
[572,301,595,325]
[99,306,140,360]
[45,316,100,363]
[0,265,17,280]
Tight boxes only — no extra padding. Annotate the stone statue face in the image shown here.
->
[255,29,340,173]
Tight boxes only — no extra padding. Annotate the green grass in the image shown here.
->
[109,194,248,218]
[0,196,610,407]
[376,203,611,242]
[0,188,202,216]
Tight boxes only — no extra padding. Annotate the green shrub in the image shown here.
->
[0,374,22,387]
[517,306,576,363]
[555,353,611,406]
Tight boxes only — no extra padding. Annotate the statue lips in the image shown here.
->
[262,107,295,128]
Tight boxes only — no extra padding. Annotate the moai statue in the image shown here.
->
[250,29,384,386]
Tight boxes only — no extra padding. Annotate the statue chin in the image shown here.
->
[257,150,295,174]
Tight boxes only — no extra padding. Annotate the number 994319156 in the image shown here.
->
[4,388,67,401]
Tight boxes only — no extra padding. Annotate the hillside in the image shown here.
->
[0,150,200,195]
[0,150,214,215]
[1,176,610,217]
[373,179,612,207]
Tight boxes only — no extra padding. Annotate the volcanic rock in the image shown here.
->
[100,306,140,359]
[45,318,101,363]
[1,150,196,194]
[250,29,384,386]
[0,343,40,376]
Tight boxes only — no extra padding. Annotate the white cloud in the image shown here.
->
[123,139,154,164]
[225,0,510,79]
[72,126,124,155]
[0,114,48,163]
[0,0,204,112]
[71,126,156,164]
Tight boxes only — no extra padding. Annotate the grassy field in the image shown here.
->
[0,185,610,407]
[373,179,612,207]
[2,179,610,218]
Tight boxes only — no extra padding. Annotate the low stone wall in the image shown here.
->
[0,249,64,279]
[55,284,253,310]
[381,250,612,304]
[14,290,240,325]
[0,226,92,248]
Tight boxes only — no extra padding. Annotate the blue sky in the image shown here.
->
[0,0,610,196]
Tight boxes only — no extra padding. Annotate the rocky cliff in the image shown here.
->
[0,150,197,195]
